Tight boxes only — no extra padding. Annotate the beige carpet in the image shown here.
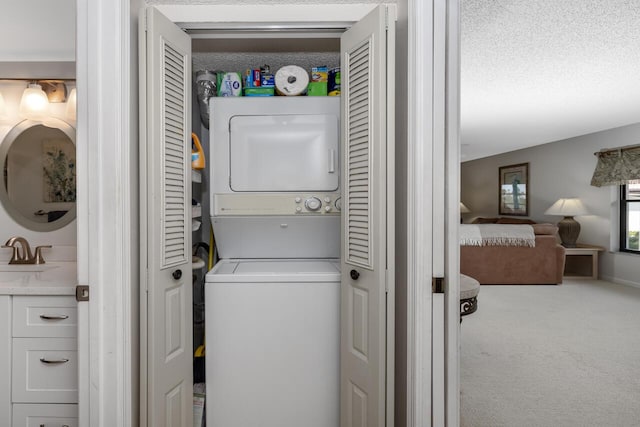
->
[460,279,640,427]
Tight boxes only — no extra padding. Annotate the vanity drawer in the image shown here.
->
[12,338,78,404]
[13,296,77,338]
[12,403,77,427]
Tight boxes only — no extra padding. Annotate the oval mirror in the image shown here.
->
[0,119,76,232]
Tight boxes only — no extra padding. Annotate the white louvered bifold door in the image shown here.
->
[140,7,193,427]
[340,5,395,427]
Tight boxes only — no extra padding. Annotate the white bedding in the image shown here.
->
[460,224,536,247]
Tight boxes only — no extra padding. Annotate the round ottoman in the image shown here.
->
[460,274,480,318]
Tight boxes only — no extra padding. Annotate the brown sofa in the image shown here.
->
[460,222,566,285]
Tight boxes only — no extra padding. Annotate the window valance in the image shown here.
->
[590,145,640,187]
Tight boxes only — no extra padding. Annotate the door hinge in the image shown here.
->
[76,285,90,302]
[385,269,390,293]
[385,6,389,30]
[432,277,445,294]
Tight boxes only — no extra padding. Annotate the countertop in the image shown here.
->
[0,262,77,295]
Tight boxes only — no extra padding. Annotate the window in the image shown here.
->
[620,181,640,253]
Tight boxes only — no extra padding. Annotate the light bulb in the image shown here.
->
[19,83,49,120]
[66,88,77,120]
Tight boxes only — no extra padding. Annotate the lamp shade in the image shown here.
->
[544,198,588,216]
[20,83,49,120]
[460,202,471,213]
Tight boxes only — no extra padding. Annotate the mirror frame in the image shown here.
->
[0,118,77,232]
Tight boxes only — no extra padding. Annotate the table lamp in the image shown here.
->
[544,198,588,247]
[460,202,470,224]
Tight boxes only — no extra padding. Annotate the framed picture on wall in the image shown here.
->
[499,163,529,216]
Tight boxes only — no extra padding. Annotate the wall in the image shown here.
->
[461,122,640,287]
[0,0,75,62]
[0,80,77,261]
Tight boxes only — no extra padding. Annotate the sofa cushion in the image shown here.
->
[496,217,537,224]
[471,217,538,224]
[532,223,558,235]
[460,235,565,285]
[471,217,499,224]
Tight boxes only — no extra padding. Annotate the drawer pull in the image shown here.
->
[39,314,69,320]
[40,357,69,364]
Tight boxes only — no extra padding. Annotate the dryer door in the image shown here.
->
[229,113,339,192]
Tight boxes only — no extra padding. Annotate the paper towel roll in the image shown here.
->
[275,65,309,96]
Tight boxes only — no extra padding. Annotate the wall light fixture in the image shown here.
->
[0,91,7,119]
[66,88,77,120]
[19,82,50,120]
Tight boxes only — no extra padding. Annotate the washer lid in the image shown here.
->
[206,259,340,283]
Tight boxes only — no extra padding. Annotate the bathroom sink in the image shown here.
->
[0,271,36,280]
[0,264,58,282]
[0,264,57,273]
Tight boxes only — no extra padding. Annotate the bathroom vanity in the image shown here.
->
[0,77,79,427]
[0,262,78,427]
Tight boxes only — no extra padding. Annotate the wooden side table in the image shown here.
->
[563,244,605,279]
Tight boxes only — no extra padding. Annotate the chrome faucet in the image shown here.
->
[2,237,52,265]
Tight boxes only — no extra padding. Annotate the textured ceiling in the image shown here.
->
[147,0,387,4]
[461,0,640,160]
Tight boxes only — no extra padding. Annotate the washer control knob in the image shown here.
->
[295,206,302,213]
[305,197,322,211]
[324,196,331,203]
[325,206,332,212]
[334,197,342,211]
[295,197,302,203]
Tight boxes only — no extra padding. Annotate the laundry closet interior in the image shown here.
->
[141,5,394,426]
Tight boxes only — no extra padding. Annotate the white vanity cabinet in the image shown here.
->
[1,296,11,426]
[0,294,78,427]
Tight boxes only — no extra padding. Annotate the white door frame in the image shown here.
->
[444,1,461,425]
[405,0,435,422]
[78,1,459,426]
[76,0,139,425]
[405,0,460,425]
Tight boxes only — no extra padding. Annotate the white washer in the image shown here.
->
[205,258,340,427]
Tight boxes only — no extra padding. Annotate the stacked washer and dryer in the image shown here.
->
[205,96,342,427]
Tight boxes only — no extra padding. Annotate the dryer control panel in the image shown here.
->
[214,194,341,216]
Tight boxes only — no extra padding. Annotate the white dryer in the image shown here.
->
[205,258,340,427]
[209,96,341,259]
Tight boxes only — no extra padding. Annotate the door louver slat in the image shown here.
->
[346,40,373,268]
[162,41,188,268]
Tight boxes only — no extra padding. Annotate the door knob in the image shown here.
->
[350,269,360,280]
[172,269,182,280]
